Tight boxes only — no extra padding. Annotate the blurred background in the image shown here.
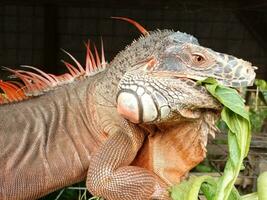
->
[1,0,267,199]
[0,0,267,79]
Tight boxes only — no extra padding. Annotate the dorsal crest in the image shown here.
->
[0,40,107,105]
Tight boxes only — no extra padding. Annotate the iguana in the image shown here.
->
[0,18,256,200]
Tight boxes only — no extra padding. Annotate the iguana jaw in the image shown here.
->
[116,75,221,124]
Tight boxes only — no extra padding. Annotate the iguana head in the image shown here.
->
[154,33,256,87]
[116,28,256,124]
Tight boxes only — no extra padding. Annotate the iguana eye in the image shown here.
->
[192,53,205,64]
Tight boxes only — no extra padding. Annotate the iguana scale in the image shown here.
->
[0,18,256,200]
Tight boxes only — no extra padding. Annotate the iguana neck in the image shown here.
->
[95,30,173,105]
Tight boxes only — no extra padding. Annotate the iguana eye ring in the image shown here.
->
[192,53,206,64]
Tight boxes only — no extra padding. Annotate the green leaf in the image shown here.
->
[170,176,215,200]
[201,181,217,200]
[257,171,267,200]
[228,187,242,200]
[205,85,249,121]
[250,109,267,133]
[195,163,214,173]
[239,171,267,200]
[241,193,258,200]
[255,79,267,104]
[170,78,251,200]
[170,176,241,200]
[197,77,218,85]
[201,78,251,200]
[255,79,267,89]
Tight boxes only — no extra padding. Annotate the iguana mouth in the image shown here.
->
[151,67,255,87]
[170,74,254,88]
[170,75,243,97]
[151,71,201,82]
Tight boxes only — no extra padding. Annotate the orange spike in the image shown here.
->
[4,67,34,86]
[3,81,26,100]
[0,81,18,101]
[9,81,24,88]
[18,70,51,86]
[111,17,149,36]
[0,82,13,101]
[13,71,46,92]
[88,44,97,70]
[3,67,35,92]
[62,49,85,74]
[100,37,106,68]
[14,72,41,93]
[3,81,20,91]
[0,94,4,104]
[84,41,93,73]
[62,60,80,77]
[54,73,72,82]
[21,66,58,84]
[93,44,101,68]
[0,38,108,104]
[5,81,26,99]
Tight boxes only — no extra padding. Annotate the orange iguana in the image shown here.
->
[0,18,256,200]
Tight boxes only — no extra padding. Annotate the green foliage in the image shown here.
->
[215,109,250,199]
[39,182,91,200]
[257,171,267,200]
[195,163,215,173]
[241,193,258,200]
[201,78,251,200]
[250,109,267,133]
[255,79,267,103]
[250,79,267,133]
[238,171,267,200]
[89,196,105,200]
[170,176,242,200]
[170,176,215,200]
[170,78,251,200]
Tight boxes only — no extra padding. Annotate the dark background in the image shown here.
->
[0,0,267,80]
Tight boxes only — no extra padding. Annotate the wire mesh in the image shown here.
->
[0,3,267,78]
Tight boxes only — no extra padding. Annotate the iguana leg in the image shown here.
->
[86,120,169,200]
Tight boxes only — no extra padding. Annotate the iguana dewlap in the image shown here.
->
[0,18,256,200]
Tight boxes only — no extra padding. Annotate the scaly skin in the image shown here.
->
[0,28,256,200]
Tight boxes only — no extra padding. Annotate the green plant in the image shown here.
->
[255,79,267,104]
[250,79,267,133]
[170,78,251,200]
[257,171,267,200]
